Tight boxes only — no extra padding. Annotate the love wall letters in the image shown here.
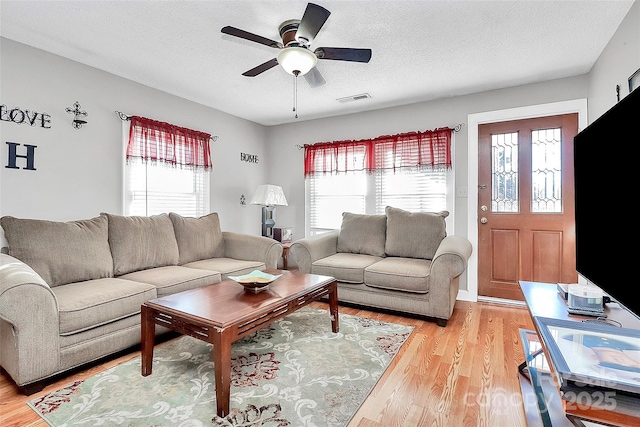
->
[1,104,51,128]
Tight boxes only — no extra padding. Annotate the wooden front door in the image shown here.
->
[478,114,578,300]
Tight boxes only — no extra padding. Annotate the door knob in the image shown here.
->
[480,217,488,224]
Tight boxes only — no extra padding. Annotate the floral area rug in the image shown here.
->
[28,307,413,427]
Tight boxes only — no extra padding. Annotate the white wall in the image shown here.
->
[0,38,268,243]
[587,0,640,121]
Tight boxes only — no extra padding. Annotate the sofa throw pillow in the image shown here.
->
[105,213,179,276]
[0,215,113,287]
[169,212,225,264]
[384,206,448,260]
[336,212,387,257]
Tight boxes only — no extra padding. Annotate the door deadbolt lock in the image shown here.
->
[480,205,488,211]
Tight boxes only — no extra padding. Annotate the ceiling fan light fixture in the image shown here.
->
[277,47,317,76]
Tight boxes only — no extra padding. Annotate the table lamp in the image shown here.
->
[250,184,288,239]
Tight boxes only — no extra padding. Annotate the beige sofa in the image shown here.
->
[290,207,472,327]
[0,212,282,394]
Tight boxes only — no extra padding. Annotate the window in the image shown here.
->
[490,127,563,214]
[307,169,450,234]
[305,128,453,235]
[491,132,519,213]
[531,127,562,213]
[125,161,209,217]
[123,116,212,217]
[308,171,367,233]
[375,170,447,214]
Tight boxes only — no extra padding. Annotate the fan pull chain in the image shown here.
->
[293,72,299,119]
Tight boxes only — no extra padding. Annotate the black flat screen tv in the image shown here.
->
[573,87,640,320]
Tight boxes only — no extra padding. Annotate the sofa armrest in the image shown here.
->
[222,232,283,269]
[289,230,340,273]
[432,235,473,269]
[427,235,473,321]
[0,254,60,386]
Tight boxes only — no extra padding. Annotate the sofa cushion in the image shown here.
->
[52,278,157,335]
[119,265,221,298]
[183,258,265,280]
[0,215,113,287]
[311,252,383,284]
[105,213,179,276]
[169,212,225,265]
[364,257,431,293]
[336,212,387,257]
[384,206,448,259]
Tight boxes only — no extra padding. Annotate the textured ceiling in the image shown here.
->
[0,1,634,126]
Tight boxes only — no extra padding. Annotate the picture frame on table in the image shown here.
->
[533,316,640,396]
[273,227,293,243]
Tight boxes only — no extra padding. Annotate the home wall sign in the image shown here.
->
[0,104,51,128]
[240,152,259,163]
[5,141,37,170]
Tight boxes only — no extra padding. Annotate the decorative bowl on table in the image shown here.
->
[228,270,282,293]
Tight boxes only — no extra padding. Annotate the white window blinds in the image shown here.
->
[125,161,209,217]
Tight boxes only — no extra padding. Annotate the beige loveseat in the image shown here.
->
[0,212,282,394]
[290,207,472,327]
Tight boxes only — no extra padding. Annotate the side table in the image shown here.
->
[281,242,292,270]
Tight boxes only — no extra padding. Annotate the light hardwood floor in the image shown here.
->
[0,300,535,427]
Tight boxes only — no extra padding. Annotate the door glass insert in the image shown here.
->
[531,128,562,213]
[491,132,519,212]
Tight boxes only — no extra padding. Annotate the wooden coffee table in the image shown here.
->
[140,269,338,417]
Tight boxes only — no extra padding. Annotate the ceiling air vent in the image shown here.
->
[337,93,371,103]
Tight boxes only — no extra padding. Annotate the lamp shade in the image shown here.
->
[250,184,288,206]
[277,47,317,76]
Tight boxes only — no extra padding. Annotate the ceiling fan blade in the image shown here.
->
[304,67,326,88]
[242,58,279,77]
[221,26,282,48]
[295,3,331,45]
[315,47,372,63]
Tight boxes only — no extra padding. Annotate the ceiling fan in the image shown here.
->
[221,2,372,88]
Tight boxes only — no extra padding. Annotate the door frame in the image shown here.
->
[460,99,588,303]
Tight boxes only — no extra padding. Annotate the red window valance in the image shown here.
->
[303,127,452,177]
[127,115,213,170]
[303,139,374,177]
